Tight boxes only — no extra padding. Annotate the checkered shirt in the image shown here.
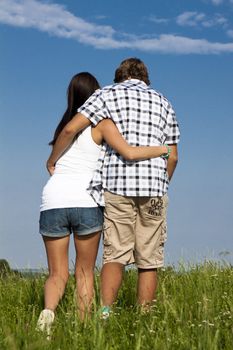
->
[78,79,180,206]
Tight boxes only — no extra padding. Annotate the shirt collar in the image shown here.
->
[124,78,148,87]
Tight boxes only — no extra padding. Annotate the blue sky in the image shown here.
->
[0,0,233,269]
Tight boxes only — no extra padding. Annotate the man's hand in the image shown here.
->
[46,160,55,176]
[167,144,178,181]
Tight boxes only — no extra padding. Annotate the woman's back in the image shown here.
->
[40,126,101,211]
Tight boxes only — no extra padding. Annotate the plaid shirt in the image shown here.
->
[78,79,180,205]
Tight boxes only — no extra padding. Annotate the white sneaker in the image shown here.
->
[36,309,55,338]
[100,306,111,320]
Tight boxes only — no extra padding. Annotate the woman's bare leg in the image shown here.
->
[43,235,70,311]
[74,231,101,319]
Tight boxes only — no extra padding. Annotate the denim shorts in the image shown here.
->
[39,207,103,237]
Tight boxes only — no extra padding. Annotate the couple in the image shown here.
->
[37,58,180,334]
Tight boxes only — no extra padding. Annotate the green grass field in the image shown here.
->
[0,262,232,350]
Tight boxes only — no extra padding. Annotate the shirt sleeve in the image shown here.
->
[165,103,180,145]
[77,89,110,126]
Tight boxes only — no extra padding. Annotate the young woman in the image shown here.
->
[37,72,169,335]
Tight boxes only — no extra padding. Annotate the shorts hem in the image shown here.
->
[103,258,134,266]
[137,263,164,269]
[103,259,164,269]
[40,232,70,238]
[74,225,103,236]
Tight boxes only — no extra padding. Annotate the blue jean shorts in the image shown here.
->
[39,207,103,237]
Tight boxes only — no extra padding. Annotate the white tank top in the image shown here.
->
[40,127,101,211]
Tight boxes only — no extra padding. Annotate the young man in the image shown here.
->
[47,58,180,313]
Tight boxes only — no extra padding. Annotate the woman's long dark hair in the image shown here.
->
[49,72,100,146]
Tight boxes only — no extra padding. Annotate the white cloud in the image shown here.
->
[202,14,227,27]
[177,12,206,27]
[176,11,228,28]
[130,35,233,54]
[0,0,233,54]
[148,15,169,24]
[0,0,115,45]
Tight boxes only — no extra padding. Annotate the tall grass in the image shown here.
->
[0,262,232,349]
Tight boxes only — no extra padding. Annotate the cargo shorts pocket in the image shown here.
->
[103,223,114,258]
[159,222,167,247]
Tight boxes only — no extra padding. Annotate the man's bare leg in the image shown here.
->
[101,262,124,306]
[137,268,157,305]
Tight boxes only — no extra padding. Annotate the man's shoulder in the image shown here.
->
[98,83,128,99]
[101,79,145,92]
[89,86,116,100]
[99,82,173,108]
[101,82,125,92]
[94,84,117,97]
[149,87,172,108]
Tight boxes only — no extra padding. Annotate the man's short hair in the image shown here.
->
[114,57,150,85]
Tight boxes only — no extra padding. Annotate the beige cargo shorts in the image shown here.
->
[103,191,168,269]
